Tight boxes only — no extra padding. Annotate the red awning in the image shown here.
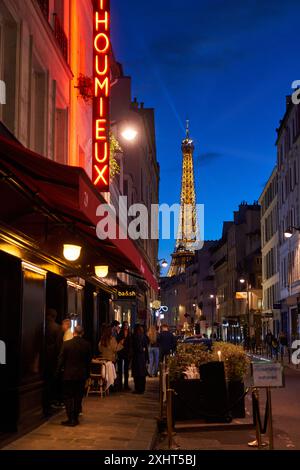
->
[0,135,158,290]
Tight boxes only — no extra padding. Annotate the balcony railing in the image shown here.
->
[53,13,68,62]
[37,0,49,20]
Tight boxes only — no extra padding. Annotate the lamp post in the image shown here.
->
[210,294,215,336]
[158,259,168,269]
[240,278,250,340]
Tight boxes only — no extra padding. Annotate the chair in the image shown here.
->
[86,360,107,398]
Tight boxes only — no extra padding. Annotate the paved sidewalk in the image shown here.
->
[2,378,159,451]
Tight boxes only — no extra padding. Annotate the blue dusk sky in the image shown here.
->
[111,0,300,270]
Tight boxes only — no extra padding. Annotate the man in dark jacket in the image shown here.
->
[158,324,177,363]
[57,326,91,426]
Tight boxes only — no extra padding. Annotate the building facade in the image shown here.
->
[213,203,262,343]
[259,167,280,338]
[185,241,218,336]
[276,96,300,342]
[159,274,187,330]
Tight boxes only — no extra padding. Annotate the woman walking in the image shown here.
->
[117,321,132,391]
[147,325,159,377]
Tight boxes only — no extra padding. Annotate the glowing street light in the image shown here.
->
[121,127,138,142]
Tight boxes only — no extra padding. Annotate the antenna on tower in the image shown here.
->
[186,119,190,138]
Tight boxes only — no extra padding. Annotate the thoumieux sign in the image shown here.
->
[93,0,110,192]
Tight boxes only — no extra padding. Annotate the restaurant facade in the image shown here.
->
[0,0,159,435]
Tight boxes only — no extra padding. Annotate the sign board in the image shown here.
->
[116,286,136,300]
[152,300,161,310]
[236,291,247,300]
[92,0,110,191]
[252,362,284,388]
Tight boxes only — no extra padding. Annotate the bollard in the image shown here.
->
[254,389,262,449]
[166,388,173,449]
[267,387,274,450]
[159,362,164,420]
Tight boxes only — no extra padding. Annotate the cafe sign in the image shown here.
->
[116,287,137,300]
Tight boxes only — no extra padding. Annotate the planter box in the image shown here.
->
[227,381,245,419]
[172,379,206,421]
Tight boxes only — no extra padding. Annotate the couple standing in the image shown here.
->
[147,324,177,376]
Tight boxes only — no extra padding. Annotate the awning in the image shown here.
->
[0,135,158,290]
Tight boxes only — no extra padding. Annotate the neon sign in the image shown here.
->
[93,0,110,191]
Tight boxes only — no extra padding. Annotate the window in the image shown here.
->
[55,108,68,164]
[29,59,47,155]
[78,145,85,169]
[0,7,18,134]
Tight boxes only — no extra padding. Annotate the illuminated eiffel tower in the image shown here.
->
[168,121,198,277]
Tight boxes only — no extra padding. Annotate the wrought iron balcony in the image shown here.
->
[53,13,68,62]
[37,0,49,20]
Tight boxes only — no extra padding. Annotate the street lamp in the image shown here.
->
[210,295,215,336]
[158,259,168,269]
[284,226,300,239]
[121,127,138,142]
[239,277,250,338]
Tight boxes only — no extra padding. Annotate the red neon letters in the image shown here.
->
[93,0,110,191]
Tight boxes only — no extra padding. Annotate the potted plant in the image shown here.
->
[168,344,211,420]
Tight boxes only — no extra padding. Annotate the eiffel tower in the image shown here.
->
[167,121,198,277]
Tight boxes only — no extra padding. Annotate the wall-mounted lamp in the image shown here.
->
[63,244,82,262]
[95,265,109,278]
[121,127,138,142]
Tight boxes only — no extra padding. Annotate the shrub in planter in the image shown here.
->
[168,343,211,383]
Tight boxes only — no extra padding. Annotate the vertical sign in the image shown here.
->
[93,0,110,191]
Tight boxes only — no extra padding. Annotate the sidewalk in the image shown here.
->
[2,378,159,451]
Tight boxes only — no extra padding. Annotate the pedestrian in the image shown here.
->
[44,309,63,415]
[250,335,256,354]
[62,318,73,342]
[99,325,124,362]
[117,321,132,391]
[279,331,288,361]
[265,329,273,358]
[158,324,177,363]
[131,324,148,394]
[111,320,120,339]
[147,325,159,377]
[57,326,91,427]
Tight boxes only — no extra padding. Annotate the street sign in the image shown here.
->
[236,291,247,300]
[252,362,284,388]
